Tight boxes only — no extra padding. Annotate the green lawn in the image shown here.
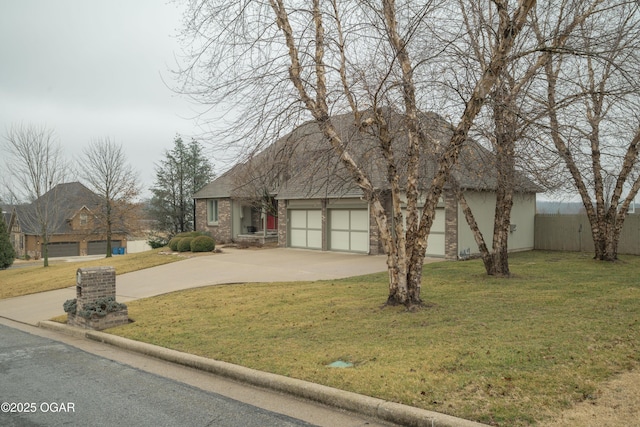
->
[0,249,183,300]
[105,251,640,426]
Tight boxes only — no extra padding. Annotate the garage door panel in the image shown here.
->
[88,240,121,255]
[426,233,445,256]
[432,208,445,232]
[290,230,307,247]
[290,210,307,228]
[330,210,349,229]
[350,210,368,231]
[329,208,368,253]
[289,209,322,249]
[307,210,322,228]
[350,232,369,252]
[307,230,322,249]
[48,242,79,257]
[330,230,350,251]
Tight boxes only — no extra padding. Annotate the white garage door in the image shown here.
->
[329,209,369,253]
[289,209,322,249]
[426,207,445,257]
[401,207,445,257]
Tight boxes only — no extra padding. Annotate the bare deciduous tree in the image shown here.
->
[82,138,141,257]
[534,0,640,261]
[2,123,68,266]
[454,0,607,276]
[179,0,536,307]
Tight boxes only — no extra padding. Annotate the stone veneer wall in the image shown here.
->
[70,310,129,330]
[195,198,232,243]
[277,200,287,247]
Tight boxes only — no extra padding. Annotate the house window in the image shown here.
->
[207,200,219,225]
[80,213,88,226]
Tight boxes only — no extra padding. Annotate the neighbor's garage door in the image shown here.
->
[87,240,122,255]
[289,209,322,249]
[47,242,79,258]
[329,209,369,253]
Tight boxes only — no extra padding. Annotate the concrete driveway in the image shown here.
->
[0,248,390,325]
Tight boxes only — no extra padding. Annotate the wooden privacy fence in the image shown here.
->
[534,214,640,255]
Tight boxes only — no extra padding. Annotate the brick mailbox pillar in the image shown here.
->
[65,266,129,330]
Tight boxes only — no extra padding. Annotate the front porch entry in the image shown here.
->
[232,199,278,245]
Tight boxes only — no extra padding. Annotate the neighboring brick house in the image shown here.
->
[194,110,539,258]
[7,182,128,259]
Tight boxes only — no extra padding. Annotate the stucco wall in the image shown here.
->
[126,239,151,253]
[457,191,536,256]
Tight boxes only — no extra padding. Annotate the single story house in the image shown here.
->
[6,182,128,258]
[194,110,539,259]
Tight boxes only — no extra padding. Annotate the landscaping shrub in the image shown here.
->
[63,296,127,318]
[169,232,212,251]
[168,237,182,251]
[63,298,77,315]
[147,236,168,249]
[190,235,215,252]
[177,237,194,252]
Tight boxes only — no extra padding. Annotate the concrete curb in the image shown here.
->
[38,320,488,427]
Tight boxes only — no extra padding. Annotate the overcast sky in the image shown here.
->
[0,0,210,197]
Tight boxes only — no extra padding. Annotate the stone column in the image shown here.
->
[66,266,129,330]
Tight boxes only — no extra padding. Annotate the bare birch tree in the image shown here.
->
[534,0,640,261]
[179,0,536,307]
[452,0,607,276]
[2,124,68,267]
[81,138,141,257]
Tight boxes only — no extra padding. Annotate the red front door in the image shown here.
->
[267,215,277,230]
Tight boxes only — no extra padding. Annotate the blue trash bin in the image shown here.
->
[112,248,119,255]
[118,247,125,255]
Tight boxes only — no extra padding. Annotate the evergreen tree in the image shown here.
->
[149,136,214,235]
[0,215,16,269]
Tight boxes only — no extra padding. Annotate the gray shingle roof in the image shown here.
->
[197,109,540,201]
[193,166,238,199]
[1,211,11,227]
[16,182,102,235]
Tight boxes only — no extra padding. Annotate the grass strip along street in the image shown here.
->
[100,251,640,426]
[4,249,638,425]
[0,249,181,300]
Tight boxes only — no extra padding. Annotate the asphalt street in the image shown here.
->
[0,249,468,427]
[0,323,314,427]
